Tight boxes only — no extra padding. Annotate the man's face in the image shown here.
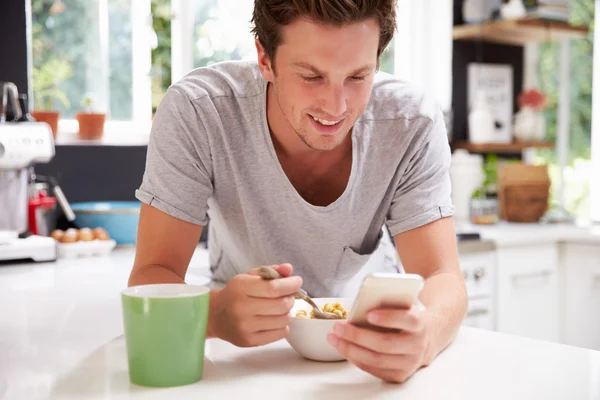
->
[257,18,380,152]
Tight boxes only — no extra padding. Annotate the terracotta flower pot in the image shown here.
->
[76,112,106,140]
[31,110,60,139]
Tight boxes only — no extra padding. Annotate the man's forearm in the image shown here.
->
[419,271,468,365]
[128,264,186,286]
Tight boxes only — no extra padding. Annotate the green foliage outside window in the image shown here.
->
[534,0,595,219]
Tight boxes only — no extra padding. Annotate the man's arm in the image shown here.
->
[128,203,302,345]
[394,216,468,364]
[128,203,219,338]
[129,203,203,286]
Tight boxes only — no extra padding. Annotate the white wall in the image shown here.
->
[394,0,454,111]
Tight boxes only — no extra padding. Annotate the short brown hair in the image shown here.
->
[251,0,397,68]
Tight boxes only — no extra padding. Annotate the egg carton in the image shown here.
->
[57,239,117,259]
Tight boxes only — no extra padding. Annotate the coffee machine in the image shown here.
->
[0,81,72,262]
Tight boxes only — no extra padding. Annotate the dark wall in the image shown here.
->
[452,41,524,142]
[0,0,29,96]
[33,145,147,203]
[451,0,524,143]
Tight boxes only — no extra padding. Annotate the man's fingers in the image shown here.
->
[239,296,296,316]
[329,334,412,370]
[247,265,280,277]
[353,363,415,384]
[248,263,294,278]
[368,305,424,332]
[332,322,417,355]
[245,327,290,347]
[242,274,303,298]
[252,313,293,331]
[275,263,293,277]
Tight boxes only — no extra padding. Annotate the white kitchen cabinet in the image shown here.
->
[560,243,600,351]
[458,244,497,332]
[495,244,560,342]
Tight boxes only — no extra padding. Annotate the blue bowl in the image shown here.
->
[70,201,141,245]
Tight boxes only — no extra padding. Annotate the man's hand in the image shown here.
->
[327,303,431,384]
[210,264,303,348]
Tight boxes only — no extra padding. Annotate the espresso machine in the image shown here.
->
[0,81,73,262]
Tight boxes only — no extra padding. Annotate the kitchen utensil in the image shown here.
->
[258,266,343,320]
[27,183,57,236]
[450,149,485,225]
[0,82,22,123]
[33,173,75,222]
[468,90,496,144]
[70,201,140,245]
[0,81,57,262]
[470,197,499,225]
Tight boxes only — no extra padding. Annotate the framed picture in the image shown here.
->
[467,63,514,143]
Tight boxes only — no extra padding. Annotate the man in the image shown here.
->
[129,0,467,384]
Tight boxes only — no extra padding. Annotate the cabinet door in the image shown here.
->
[463,297,493,330]
[496,244,559,342]
[562,243,600,351]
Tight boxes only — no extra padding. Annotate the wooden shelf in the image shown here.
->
[453,141,555,153]
[453,18,589,46]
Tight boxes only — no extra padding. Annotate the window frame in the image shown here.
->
[591,0,600,222]
[47,0,153,143]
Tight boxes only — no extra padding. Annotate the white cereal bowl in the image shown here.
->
[285,297,354,362]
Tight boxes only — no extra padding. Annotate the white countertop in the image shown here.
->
[2,248,600,400]
[458,221,600,247]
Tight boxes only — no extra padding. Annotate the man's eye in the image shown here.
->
[351,76,366,81]
[302,76,321,82]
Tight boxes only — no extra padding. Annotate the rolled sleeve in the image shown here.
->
[136,87,213,226]
[386,109,455,236]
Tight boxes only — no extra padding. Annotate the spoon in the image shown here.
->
[258,266,343,320]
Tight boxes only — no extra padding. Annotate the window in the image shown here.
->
[32,0,397,133]
[532,0,595,220]
[154,0,395,110]
[31,0,152,129]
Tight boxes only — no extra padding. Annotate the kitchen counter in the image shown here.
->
[458,221,600,247]
[2,247,600,400]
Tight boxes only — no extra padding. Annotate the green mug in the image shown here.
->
[121,284,210,387]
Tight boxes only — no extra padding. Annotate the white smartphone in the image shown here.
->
[348,273,425,330]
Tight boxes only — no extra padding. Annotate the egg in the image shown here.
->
[50,229,64,242]
[61,229,78,243]
[93,227,110,241]
[78,228,94,242]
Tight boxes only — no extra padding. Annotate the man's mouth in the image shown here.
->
[310,115,343,126]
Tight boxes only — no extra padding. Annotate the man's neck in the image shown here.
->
[265,83,354,206]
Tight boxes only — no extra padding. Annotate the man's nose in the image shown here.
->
[321,83,347,118]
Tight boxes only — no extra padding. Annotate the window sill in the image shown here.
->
[54,119,151,146]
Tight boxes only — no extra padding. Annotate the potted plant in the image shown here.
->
[75,94,106,140]
[31,58,73,138]
[470,154,500,225]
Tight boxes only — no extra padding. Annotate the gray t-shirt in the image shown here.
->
[136,60,454,298]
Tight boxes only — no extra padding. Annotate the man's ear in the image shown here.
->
[255,39,274,82]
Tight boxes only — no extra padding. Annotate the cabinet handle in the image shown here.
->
[511,269,554,283]
[474,268,485,280]
[467,309,488,317]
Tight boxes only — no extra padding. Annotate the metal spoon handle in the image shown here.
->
[258,266,282,280]
[257,266,342,320]
[294,288,315,306]
[259,267,308,300]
